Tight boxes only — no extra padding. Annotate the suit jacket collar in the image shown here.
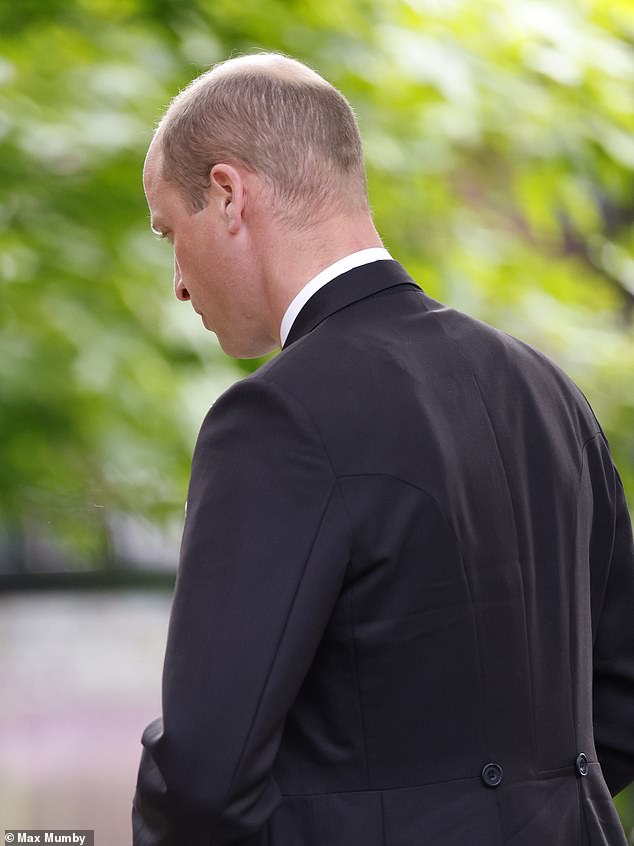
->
[281,260,422,350]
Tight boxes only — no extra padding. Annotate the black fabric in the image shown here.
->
[132,260,634,845]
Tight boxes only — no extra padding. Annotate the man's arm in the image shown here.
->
[589,432,634,796]
[132,377,351,845]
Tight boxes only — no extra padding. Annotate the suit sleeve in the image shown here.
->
[132,377,351,845]
[589,432,634,797]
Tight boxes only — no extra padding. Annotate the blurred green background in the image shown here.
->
[0,0,632,840]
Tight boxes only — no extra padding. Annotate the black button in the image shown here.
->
[576,753,588,776]
[481,762,504,787]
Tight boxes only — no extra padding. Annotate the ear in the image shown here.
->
[209,163,245,235]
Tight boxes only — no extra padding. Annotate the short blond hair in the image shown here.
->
[155,52,370,228]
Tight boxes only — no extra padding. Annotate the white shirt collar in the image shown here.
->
[279,247,393,347]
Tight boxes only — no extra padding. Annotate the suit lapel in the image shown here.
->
[281,260,422,350]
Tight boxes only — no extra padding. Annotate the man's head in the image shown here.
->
[143,52,379,358]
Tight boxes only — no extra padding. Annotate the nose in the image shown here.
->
[173,256,190,301]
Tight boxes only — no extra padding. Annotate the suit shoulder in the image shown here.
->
[439,306,603,438]
[199,358,329,452]
[243,333,329,395]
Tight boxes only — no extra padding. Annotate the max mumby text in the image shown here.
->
[5,835,88,844]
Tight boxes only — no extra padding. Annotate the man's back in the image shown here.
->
[247,259,634,845]
[132,258,633,846]
[135,52,633,846]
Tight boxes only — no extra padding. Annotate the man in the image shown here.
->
[133,52,634,845]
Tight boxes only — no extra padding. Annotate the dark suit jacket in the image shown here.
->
[132,259,634,845]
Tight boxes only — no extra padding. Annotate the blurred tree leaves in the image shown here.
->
[0,0,632,559]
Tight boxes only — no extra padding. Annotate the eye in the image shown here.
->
[154,230,171,242]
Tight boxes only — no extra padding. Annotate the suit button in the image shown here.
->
[576,753,588,776]
[481,762,504,788]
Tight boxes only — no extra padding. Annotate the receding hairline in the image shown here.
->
[154,53,333,144]
[207,52,330,85]
[152,51,370,225]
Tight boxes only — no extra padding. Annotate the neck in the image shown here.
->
[261,213,385,344]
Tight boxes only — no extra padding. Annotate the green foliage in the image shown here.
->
[0,5,632,542]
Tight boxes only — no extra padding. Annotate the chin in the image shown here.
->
[218,333,279,359]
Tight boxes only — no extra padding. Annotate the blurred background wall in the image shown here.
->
[0,0,632,841]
